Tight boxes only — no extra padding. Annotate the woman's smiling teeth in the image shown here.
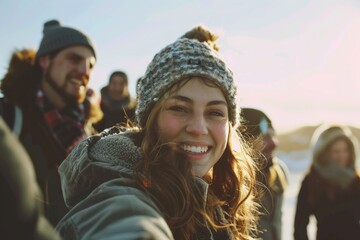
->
[181,145,209,153]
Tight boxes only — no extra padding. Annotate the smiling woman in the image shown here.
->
[56,25,260,240]
[156,77,229,177]
[294,124,360,240]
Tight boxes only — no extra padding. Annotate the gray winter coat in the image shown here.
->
[55,127,234,240]
[55,128,173,239]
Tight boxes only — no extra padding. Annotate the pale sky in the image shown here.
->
[1,0,359,133]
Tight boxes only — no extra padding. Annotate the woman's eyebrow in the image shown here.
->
[207,100,227,107]
[169,95,192,103]
[169,95,227,106]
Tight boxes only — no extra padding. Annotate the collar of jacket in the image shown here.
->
[59,127,211,210]
[59,127,141,208]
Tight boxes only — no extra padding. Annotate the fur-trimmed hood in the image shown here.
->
[0,49,40,107]
[310,124,359,168]
[59,127,212,210]
[59,127,143,208]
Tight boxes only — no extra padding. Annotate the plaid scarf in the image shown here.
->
[35,89,87,154]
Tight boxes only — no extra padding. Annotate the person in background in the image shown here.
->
[56,25,259,239]
[0,19,101,225]
[95,71,136,131]
[240,108,288,240]
[294,124,360,240]
[0,117,61,240]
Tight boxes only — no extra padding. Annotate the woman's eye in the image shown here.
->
[209,111,225,117]
[168,105,187,113]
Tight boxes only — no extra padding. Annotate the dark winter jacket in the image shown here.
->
[0,117,61,240]
[56,127,234,240]
[294,124,360,240]
[94,86,136,131]
[294,173,360,240]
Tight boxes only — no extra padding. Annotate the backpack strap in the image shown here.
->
[12,104,23,137]
[0,94,23,137]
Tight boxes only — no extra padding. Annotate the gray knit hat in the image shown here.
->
[36,19,96,60]
[136,35,238,128]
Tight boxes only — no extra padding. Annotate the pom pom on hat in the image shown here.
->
[43,19,61,33]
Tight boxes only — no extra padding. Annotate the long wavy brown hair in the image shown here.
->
[134,77,259,239]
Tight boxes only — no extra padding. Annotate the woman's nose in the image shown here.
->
[185,114,208,136]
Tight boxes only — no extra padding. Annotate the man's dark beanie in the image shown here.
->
[36,19,96,60]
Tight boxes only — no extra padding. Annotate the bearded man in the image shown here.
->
[0,19,102,225]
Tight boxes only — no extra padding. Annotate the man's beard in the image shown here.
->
[44,68,86,108]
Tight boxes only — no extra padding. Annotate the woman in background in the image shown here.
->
[294,124,360,240]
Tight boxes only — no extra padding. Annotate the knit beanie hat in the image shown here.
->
[136,26,238,128]
[36,19,96,60]
[240,108,273,139]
